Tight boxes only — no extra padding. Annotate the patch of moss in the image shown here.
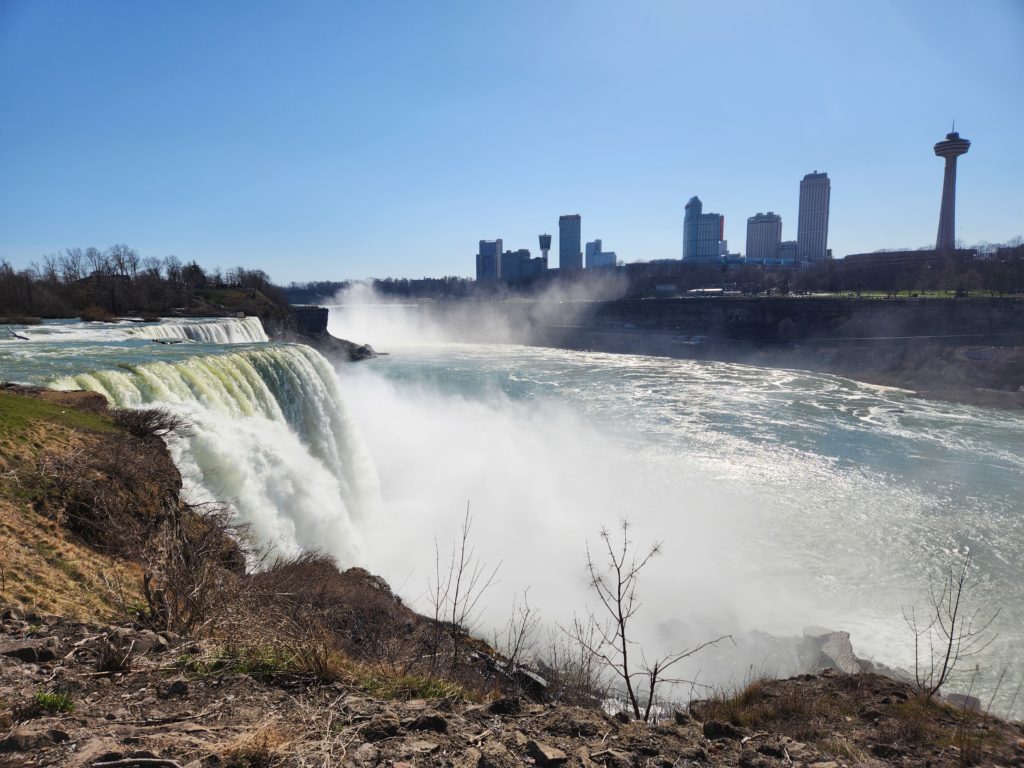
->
[0,390,113,441]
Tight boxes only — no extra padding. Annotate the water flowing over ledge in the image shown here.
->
[52,344,380,564]
[127,316,269,343]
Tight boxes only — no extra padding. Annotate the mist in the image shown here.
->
[328,287,836,690]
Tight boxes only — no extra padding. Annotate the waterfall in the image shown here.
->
[52,344,379,564]
[128,316,269,343]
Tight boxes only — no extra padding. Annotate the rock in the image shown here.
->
[0,605,25,621]
[158,678,189,698]
[613,710,631,724]
[487,696,521,715]
[0,725,70,752]
[408,739,439,755]
[672,709,689,725]
[454,747,482,768]
[479,741,516,768]
[406,713,447,732]
[526,740,568,765]
[946,693,981,712]
[739,748,774,768]
[755,739,787,759]
[818,631,860,675]
[362,712,400,741]
[702,720,743,740]
[353,742,379,766]
[0,638,60,663]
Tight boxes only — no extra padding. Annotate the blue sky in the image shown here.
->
[1,0,1021,282]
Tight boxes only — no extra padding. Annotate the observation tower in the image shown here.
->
[934,130,970,252]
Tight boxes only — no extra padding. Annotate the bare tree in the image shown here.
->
[425,505,500,676]
[579,520,730,721]
[903,552,999,699]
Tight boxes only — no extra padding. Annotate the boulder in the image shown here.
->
[703,720,743,740]
[526,740,568,766]
[0,638,60,663]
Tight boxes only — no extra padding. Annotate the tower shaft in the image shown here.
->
[936,157,959,251]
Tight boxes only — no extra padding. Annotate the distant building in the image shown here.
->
[745,212,782,262]
[683,196,725,261]
[778,240,798,262]
[500,249,530,281]
[476,239,503,281]
[585,239,617,269]
[559,215,582,271]
[797,172,830,263]
[539,234,552,268]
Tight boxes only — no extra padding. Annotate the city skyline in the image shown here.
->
[0,1,1021,282]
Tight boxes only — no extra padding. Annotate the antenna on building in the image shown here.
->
[952,119,956,133]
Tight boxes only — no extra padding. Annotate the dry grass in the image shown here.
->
[220,717,297,768]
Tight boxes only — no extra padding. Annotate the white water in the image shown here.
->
[127,316,269,343]
[327,299,1024,714]
[5,311,1022,714]
[52,344,379,564]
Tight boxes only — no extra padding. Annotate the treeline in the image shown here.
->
[0,245,289,320]
[283,275,474,304]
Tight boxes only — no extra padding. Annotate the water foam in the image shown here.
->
[128,316,269,343]
[52,344,379,563]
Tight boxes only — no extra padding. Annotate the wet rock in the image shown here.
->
[702,720,743,740]
[527,740,568,765]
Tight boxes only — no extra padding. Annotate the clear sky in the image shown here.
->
[1,0,1022,283]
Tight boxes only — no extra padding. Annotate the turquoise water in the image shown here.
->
[3,314,1022,713]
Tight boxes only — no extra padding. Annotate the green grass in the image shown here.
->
[33,690,74,714]
[0,390,114,440]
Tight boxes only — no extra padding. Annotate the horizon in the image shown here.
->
[1,0,1022,283]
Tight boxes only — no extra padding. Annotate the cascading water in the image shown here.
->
[127,316,269,343]
[52,344,379,564]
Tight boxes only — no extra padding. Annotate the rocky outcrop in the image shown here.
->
[2,604,1023,768]
[264,305,378,362]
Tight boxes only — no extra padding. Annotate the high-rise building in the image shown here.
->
[500,249,533,281]
[683,196,725,261]
[585,239,617,269]
[476,239,502,281]
[559,215,582,271]
[934,131,970,251]
[797,172,830,263]
[778,240,798,262]
[745,212,782,262]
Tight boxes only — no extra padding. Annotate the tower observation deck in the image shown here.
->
[934,131,970,252]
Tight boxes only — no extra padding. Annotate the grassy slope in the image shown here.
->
[0,389,143,619]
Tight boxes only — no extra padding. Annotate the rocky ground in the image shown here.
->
[2,604,1023,768]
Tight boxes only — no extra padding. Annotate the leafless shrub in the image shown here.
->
[110,407,190,438]
[426,505,500,677]
[542,616,611,707]
[576,519,730,721]
[94,637,133,673]
[902,552,999,700]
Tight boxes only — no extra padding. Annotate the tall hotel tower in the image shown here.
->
[934,131,970,251]
[559,215,582,271]
[683,196,725,260]
[797,172,831,263]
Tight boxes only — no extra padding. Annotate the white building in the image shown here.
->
[745,212,782,262]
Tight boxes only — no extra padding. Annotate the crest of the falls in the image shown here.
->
[127,316,269,343]
[52,344,379,564]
